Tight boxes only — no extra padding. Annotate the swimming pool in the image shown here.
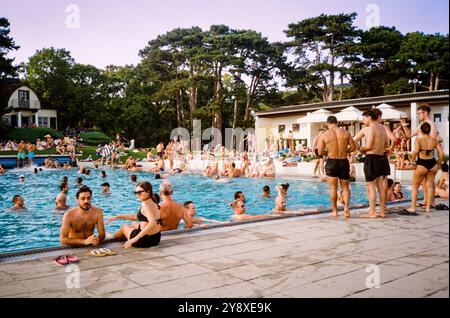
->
[0,169,410,253]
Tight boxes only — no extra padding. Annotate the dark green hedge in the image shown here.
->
[80,131,113,146]
[7,128,63,141]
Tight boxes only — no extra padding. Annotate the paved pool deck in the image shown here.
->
[0,200,448,298]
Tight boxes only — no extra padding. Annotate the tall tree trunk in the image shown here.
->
[429,72,435,91]
[339,74,344,101]
[176,89,184,128]
[328,36,335,102]
[231,97,238,150]
[189,86,197,127]
[435,73,440,91]
[244,74,260,123]
[188,66,197,128]
[212,63,222,132]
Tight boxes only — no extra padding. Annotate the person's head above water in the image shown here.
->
[160,181,173,196]
[76,186,92,211]
[230,199,246,214]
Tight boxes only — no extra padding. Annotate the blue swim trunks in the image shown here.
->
[18,152,26,160]
[28,152,35,159]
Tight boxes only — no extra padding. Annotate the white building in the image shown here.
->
[1,83,58,129]
[255,90,449,155]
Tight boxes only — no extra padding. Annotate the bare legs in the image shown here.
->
[425,167,438,213]
[365,176,386,217]
[327,177,338,216]
[327,178,351,218]
[313,158,325,178]
[407,166,427,213]
[113,223,138,240]
[340,179,351,218]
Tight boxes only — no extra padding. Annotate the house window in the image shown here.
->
[39,117,49,128]
[278,125,285,134]
[292,124,300,133]
[18,90,30,108]
[434,114,441,122]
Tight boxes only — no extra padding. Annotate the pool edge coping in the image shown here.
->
[0,198,414,263]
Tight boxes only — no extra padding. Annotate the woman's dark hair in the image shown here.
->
[137,181,160,207]
[263,185,270,192]
[420,122,431,135]
[280,183,289,191]
[60,182,68,191]
[152,193,161,204]
[387,178,394,188]
[155,173,161,179]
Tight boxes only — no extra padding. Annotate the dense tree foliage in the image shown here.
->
[1,14,447,146]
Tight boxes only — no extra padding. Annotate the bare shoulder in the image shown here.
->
[91,206,103,216]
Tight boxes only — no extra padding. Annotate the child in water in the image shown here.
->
[274,183,289,213]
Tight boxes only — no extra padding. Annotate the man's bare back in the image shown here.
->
[320,127,355,159]
[160,200,192,231]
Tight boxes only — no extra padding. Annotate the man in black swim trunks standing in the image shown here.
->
[356,109,390,218]
[318,116,356,218]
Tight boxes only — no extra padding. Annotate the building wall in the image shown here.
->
[7,86,41,110]
[255,102,449,155]
[2,86,58,129]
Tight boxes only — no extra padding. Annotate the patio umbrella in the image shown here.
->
[298,109,332,123]
[376,103,408,120]
[335,106,363,122]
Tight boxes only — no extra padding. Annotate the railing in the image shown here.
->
[8,99,40,109]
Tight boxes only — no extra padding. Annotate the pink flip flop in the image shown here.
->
[54,255,69,265]
[66,255,79,263]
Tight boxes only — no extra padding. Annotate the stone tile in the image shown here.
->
[253,255,319,273]
[383,267,449,297]
[84,276,139,296]
[20,267,118,293]
[33,288,97,298]
[227,246,294,263]
[220,264,272,281]
[106,286,157,298]
[197,257,247,271]
[0,271,14,284]
[248,260,362,295]
[377,260,427,284]
[427,288,449,298]
[434,262,449,272]
[126,263,212,286]
[147,271,241,297]
[183,281,264,298]
[141,255,190,269]
[77,254,136,270]
[182,236,247,250]
[362,248,413,262]
[0,282,29,297]
[396,247,449,267]
[347,285,419,298]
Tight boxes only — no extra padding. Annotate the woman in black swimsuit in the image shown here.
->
[107,181,162,248]
[406,123,444,214]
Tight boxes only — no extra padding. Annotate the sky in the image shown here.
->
[1,0,449,69]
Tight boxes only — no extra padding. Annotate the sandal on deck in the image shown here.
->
[398,209,418,216]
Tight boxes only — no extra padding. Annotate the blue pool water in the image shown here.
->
[0,168,410,253]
